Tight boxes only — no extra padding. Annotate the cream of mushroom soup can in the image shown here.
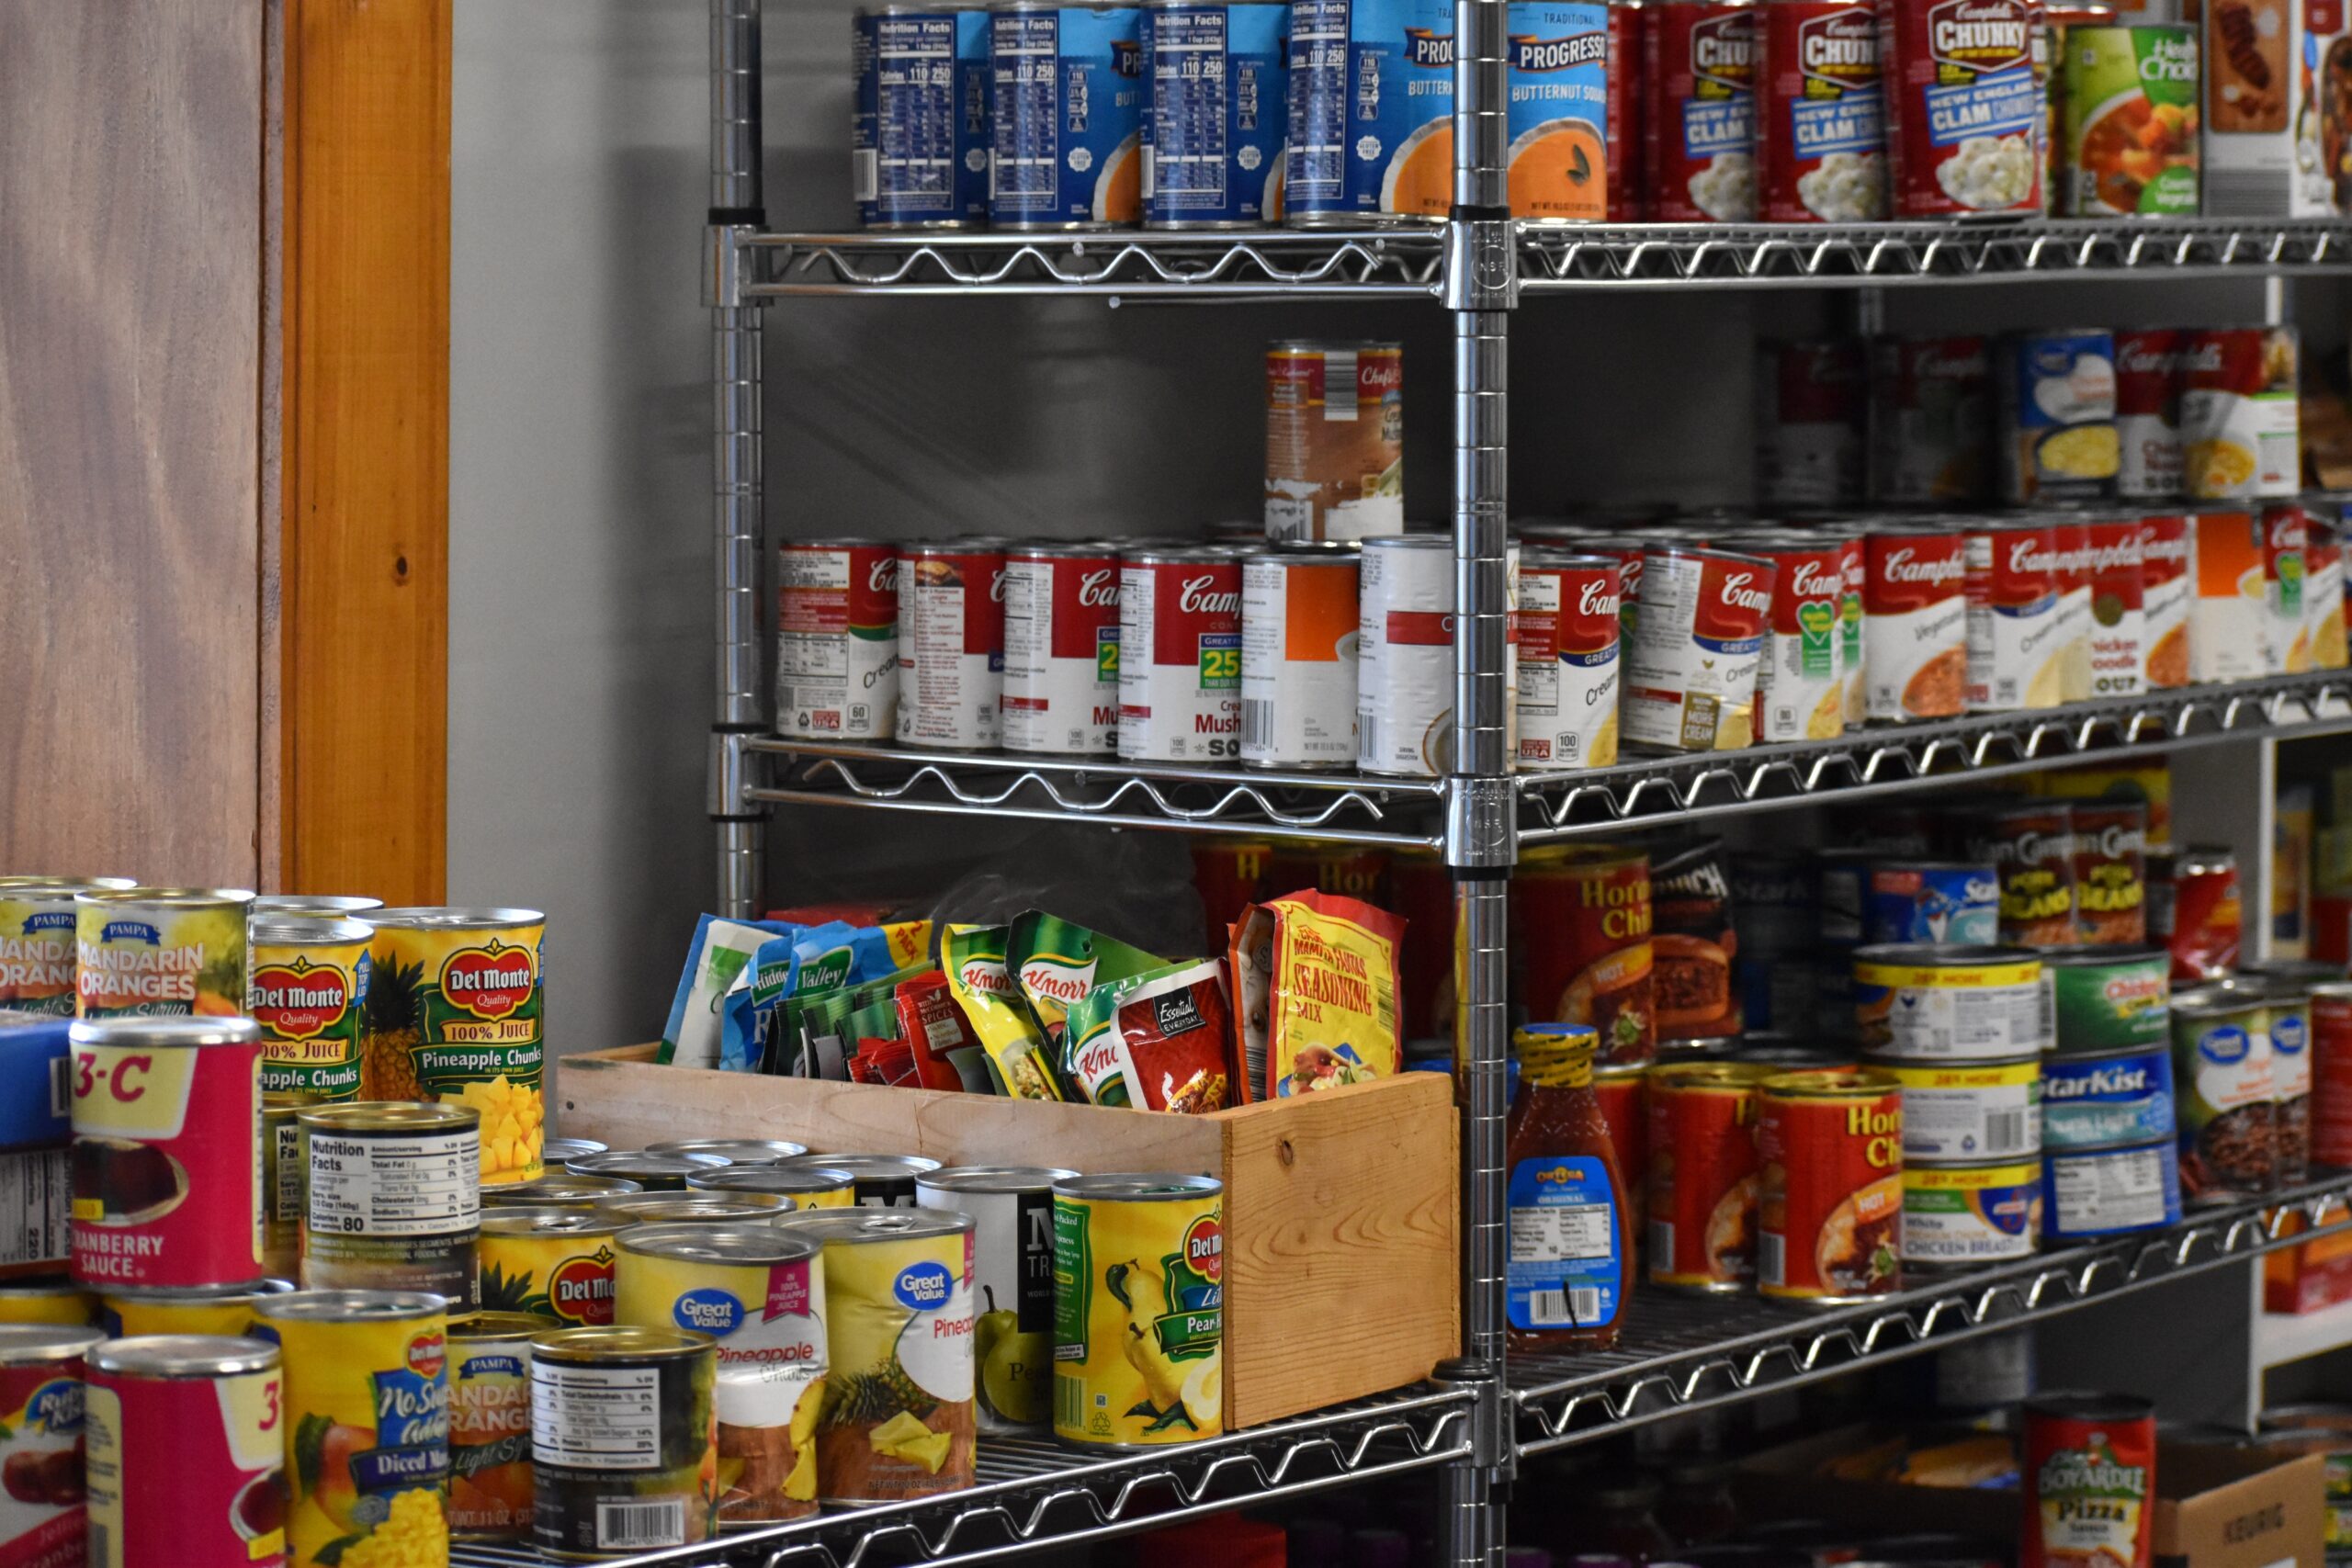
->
[897,540,1007,750]
[775,538,899,741]
[1001,541,1124,757]
[1623,547,1777,754]
[1358,536,1520,777]
[1119,547,1243,761]
[1515,551,1623,769]
[1239,545,1361,770]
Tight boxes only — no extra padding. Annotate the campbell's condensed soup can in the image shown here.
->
[1878,0,2044,218]
[1866,523,1969,722]
[1723,530,1849,742]
[776,537,899,741]
[1838,530,1867,726]
[1002,541,1123,756]
[1264,341,1405,543]
[2180,326,2301,500]
[1869,335,1994,504]
[1624,546,1778,753]
[1516,551,1623,770]
[1120,547,1243,761]
[2049,513,2096,702]
[1359,536,1520,777]
[1646,0,1761,222]
[1962,518,2063,712]
[2114,328,2186,500]
[2085,514,2147,698]
[1755,0,1888,223]
[897,540,1006,749]
[1240,545,1362,770]
[2309,513,2348,671]
[2138,511,2191,688]
[1757,340,1865,507]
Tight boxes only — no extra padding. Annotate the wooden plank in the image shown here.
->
[277,0,450,902]
[0,0,265,885]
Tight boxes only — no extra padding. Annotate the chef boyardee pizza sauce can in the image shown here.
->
[2024,1393,2156,1568]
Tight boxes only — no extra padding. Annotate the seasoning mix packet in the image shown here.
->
[1230,891,1407,1100]
[1060,959,1239,1112]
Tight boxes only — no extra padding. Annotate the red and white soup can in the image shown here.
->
[1240,545,1363,770]
[2114,328,2187,501]
[2049,513,2096,703]
[1868,334,1995,505]
[1865,523,1970,721]
[1517,551,1623,771]
[1757,339,1866,508]
[1646,0,1761,222]
[1756,0,1888,223]
[2138,510,2191,689]
[1119,547,1243,763]
[2084,514,2147,699]
[1608,1,1649,220]
[1721,529,1849,742]
[1001,541,1123,757]
[775,537,899,741]
[1358,536,1520,777]
[1623,547,1779,753]
[1963,518,2063,713]
[898,540,1007,750]
[1878,0,2045,218]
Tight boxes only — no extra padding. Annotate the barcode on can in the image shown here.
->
[1760,1230,1786,1288]
[1324,350,1358,422]
[1986,1109,2030,1154]
[1241,697,1272,750]
[597,1501,686,1550]
[854,150,878,203]
[1528,1287,1601,1326]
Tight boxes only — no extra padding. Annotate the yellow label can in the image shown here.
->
[249,914,371,1103]
[447,1311,545,1543]
[477,1209,620,1327]
[100,1278,294,1338]
[1052,1173,1224,1447]
[362,908,546,1185]
[685,1165,856,1210]
[0,1279,96,1327]
[74,888,253,1018]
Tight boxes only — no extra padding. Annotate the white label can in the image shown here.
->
[1622,547,1776,753]
[775,538,899,740]
[1001,543,1122,757]
[1357,536,1519,777]
[1118,548,1243,762]
[1514,551,1623,770]
[1240,547,1361,769]
[898,542,1007,750]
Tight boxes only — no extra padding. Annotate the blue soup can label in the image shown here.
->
[2041,1139,2182,1239]
[2041,1045,2176,1151]
[1504,1,1611,221]
[855,5,995,227]
[1999,329,2120,505]
[990,2,1148,227]
[1284,0,1454,224]
[1142,2,1289,227]
[1862,863,2001,946]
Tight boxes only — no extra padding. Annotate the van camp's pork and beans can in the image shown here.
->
[1283,0,1453,226]
[1723,531,1849,742]
[1360,536,1520,776]
[85,1336,288,1568]
[248,914,370,1105]
[852,5,990,230]
[1756,0,1888,223]
[1120,547,1242,761]
[2071,801,2149,944]
[1646,0,1760,222]
[1969,799,2078,948]
[75,888,253,1020]
[1263,342,1405,542]
[1756,1068,1904,1303]
[987,1,1146,230]
[1865,525,1969,721]
[70,1017,266,1291]
[1240,545,1361,769]
[1515,552,1623,769]
[1963,518,2064,711]
[1623,547,1777,753]
[776,539,898,742]
[1001,541,1122,757]
[898,540,1006,750]
[300,1102,483,1307]
[1645,1062,1771,1292]
[1877,0,2045,218]
[1139,0,1289,230]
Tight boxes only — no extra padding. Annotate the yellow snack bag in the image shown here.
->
[1230,891,1407,1100]
[943,923,1066,1100]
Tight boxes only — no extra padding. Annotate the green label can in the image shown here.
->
[1052,1173,1224,1447]
[249,915,370,1103]
[2043,946,2172,1055]
[2064,25,2200,217]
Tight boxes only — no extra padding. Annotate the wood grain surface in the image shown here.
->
[0,0,266,885]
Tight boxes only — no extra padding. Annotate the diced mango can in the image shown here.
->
[1051,1173,1223,1446]
[362,908,546,1185]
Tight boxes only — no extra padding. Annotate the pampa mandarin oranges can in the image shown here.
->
[75,888,254,1020]
[362,908,545,1185]
[447,1312,545,1543]
[0,881,113,1016]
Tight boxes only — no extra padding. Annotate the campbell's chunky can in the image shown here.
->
[1624,547,1777,754]
[1140,0,1289,229]
[854,5,992,230]
[1864,524,1969,722]
[1359,536,1519,776]
[2084,514,2146,698]
[988,1,1146,230]
[776,539,899,742]
[2114,328,2186,500]
[1869,335,1994,504]
[2181,326,2301,500]
[1505,1,1613,222]
[1646,0,1760,221]
[1516,552,1623,770]
[1240,545,1362,769]
[1283,0,1453,225]
[898,540,1006,750]
[2138,510,2190,688]
[85,1336,288,1568]
[1264,341,1405,542]
[1878,0,2045,218]
[1722,530,1849,742]
[1119,547,1242,761]
[1756,0,1888,221]
[1757,340,1865,507]
[1964,518,2064,712]
[1002,541,1122,756]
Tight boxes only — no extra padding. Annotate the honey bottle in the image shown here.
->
[1505,1023,1632,1354]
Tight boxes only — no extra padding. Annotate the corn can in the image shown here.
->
[918,1165,1078,1433]
[1645,1062,1771,1292]
[481,1174,643,1210]
[528,1325,718,1560]
[447,1312,545,1543]
[479,1209,622,1327]
[774,1208,974,1502]
[253,1290,450,1568]
[0,881,108,1016]
[0,1280,96,1327]
[1050,1173,1223,1447]
[85,1335,287,1568]
[1757,1068,1903,1303]
[100,1279,296,1338]
[249,915,371,1104]
[0,1325,102,1564]
[614,1224,827,1528]
[361,908,546,1186]
[564,1152,726,1192]
[684,1165,857,1210]
[299,1102,482,1309]
[74,887,254,1020]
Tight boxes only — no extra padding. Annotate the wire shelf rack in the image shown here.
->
[450,1385,1470,1568]
[1512,1176,2352,1456]
[744,229,1445,298]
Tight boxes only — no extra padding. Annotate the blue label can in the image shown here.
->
[1283,0,1453,226]
[1141,2,1289,228]
[2041,1045,2176,1152]
[855,4,994,228]
[1862,862,2001,947]
[2041,1139,2182,1240]
[1998,328,2120,505]
[989,2,1147,228]
[1503,1,1610,222]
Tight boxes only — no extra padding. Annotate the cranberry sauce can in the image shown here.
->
[897,540,1008,750]
[85,1336,288,1568]
[1756,0,1888,222]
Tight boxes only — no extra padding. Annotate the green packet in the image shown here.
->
[778,960,937,1079]
[1005,910,1164,1045]
[944,923,1067,1100]
[1061,958,1238,1113]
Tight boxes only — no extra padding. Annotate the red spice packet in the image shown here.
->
[1230,890,1407,1100]
[1061,960,1238,1113]
[893,972,990,1092]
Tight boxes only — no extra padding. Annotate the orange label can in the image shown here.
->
[1647,1062,1773,1292]
[1516,847,1656,1065]
[1757,1068,1904,1303]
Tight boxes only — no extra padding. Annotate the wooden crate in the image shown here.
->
[557,1046,1461,1429]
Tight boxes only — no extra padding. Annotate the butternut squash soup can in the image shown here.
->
[84,1335,288,1568]
[1756,1068,1904,1303]
[1051,1173,1223,1448]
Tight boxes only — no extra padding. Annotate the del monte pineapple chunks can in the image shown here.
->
[1051,1173,1224,1447]
[75,887,254,1019]
[248,915,370,1104]
[478,1208,620,1327]
[363,908,545,1184]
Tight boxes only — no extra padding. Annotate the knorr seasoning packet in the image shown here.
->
[944,923,1067,1100]
[1231,891,1407,1100]
[1005,911,1164,1045]
[1061,959,1238,1112]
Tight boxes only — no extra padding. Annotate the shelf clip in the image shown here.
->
[1444,776,1518,871]
[708,728,764,820]
[705,222,760,310]
[1432,1355,1513,1479]
[1442,217,1519,313]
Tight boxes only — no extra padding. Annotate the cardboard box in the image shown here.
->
[2266,1210,2352,1314]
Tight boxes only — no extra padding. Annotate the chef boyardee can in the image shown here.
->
[988,1,1147,230]
[447,1312,544,1543]
[1052,1173,1223,1446]
[479,1208,621,1327]
[565,1151,726,1191]
[2041,1045,2177,1152]
[1884,1058,2041,1162]
[74,887,254,1019]
[686,1164,858,1210]
[2041,1139,2182,1239]
[85,1335,287,1568]
[854,3,992,230]
[613,1224,827,1528]
[530,1325,718,1559]
[1853,944,2047,1061]
[300,1102,483,1308]
[919,1165,1077,1433]
[248,914,370,1104]
[1141,1,1288,229]
[2172,981,2277,1206]
[1902,1160,2041,1267]
[482,1173,644,1210]
[2041,944,2172,1056]
[778,1152,942,1209]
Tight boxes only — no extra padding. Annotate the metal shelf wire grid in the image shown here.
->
[1512,1176,2352,1455]
[450,1385,1469,1568]
[744,229,1445,298]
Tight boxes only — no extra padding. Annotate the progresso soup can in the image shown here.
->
[854,4,991,231]
[1140,0,1288,228]
[1284,0,1453,226]
[1504,1,1612,222]
[988,1,1146,230]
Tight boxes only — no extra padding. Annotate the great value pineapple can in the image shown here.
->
[249,915,370,1104]
[478,1208,621,1327]
[1050,1172,1223,1447]
[614,1224,827,1528]
[74,887,254,1019]
[772,1208,974,1504]
[362,908,546,1185]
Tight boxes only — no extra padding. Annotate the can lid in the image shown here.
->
[2174,979,2270,1015]
[480,1207,627,1237]
[254,1290,447,1324]
[568,1151,729,1179]
[69,1016,262,1050]
[0,1325,105,1365]
[541,1137,610,1159]
[775,1153,942,1179]
[1759,1067,1902,1100]
[448,1312,558,1343]
[101,1280,295,1306]
[917,1165,1083,1195]
[248,914,372,947]
[1121,545,1238,566]
[775,1207,977,1244]
[249,896,385,917]
[2025,1392,2155,1425]
[2173,846,2239,874]
[1850,944,2036,967]
[1266,339,1404,355]
[76,887,256,909]
[687,1166,855,1197]
[1004,539,1123,559]
[643,1138,809,1166]
[1243,542,1364,562]
[1519,548,1624,571]
[530,1325,713,1363]
[2237,959,2347,986]
[1049,1172,1225,1201]
[299,1100,481,1134]
[1647,1061,1776,1091]
[616,1224,822,1267]
[2033,944,2169,968]
[902,537,1011,554]
[363,907,544,930]
[0,880,119,898]
[90,1335,280,1379]
[594,1194,786,1222]
[484,1174,645,1204]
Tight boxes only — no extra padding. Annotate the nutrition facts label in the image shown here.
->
[989,12,1058,211]
[532,1363,662,1470]
[874,15,957,207]
[0,1148,68,1269]
[307,1131,481,1235]
[1148,9,1227,209]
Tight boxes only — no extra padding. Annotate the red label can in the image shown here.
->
[1647,1062,1771,1291]
[1756,1069,1904,1303]
[1724,531,1849,741]
[1595,1060,1649,1237]
[2085,515,2147,699]
[2170,849,2243,982]
[1877,0,2045,218]
[2180,326,2301,501]
[1646,0,1760,221]
[1516,848,1657,1066]
[1623,547,1779,753]
[775,538,899,741]
[1002,542,1123,757]
[1868,335,1994,504]
[1962,519,2062,713]
[85,1338,287,1568]
[2022,1393,2156,1568]
[1756,0,1888,222]
[1864,526,1969,721]
[0,1332,99,1567]
[1517,553,1624,770]
[2138,511,2191,688]
[2114,328,2187,500]
[2310,984,2352,1168]
[1967,800,2078,949]
[1608,2,1649,219]
[1389,850,1458,1043]
[1756,340,1865,507]
[2049,515,2095,704]
[70,1018,265,1291]
[897,541,1007,750]
[1191,840,1272,958]
[1117,548,1243,763]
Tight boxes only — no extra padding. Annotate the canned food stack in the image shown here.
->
[2042,945,2184,1241]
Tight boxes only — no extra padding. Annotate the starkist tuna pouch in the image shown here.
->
[944,923,1068,1100]
[1231,891,1408,1100]
[1006,911,1165,1045]
[1060,960,1238,1112]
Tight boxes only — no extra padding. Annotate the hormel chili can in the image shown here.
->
[1879,0,2044,218]
[1721,530,1849,741]
[1865,524,1969,722]
[1119,547,1243,762]
[2085,514,2147,698]
[1359,536,1521,776]
[1756,1067,1904,1303]
[1516,551,1623,771]
[1756,0,1889,222]
[1868,335,1994,504]
[2049,513,2096,702]
[2137,510,2190,688]
[1240,544,1362,770]
[1608,1,1648,219]
[1647,1061,1772,1291]
[1757,340,1865,507]
[1624,547,1778,754]
[85,1336,288,1568]
[776,537,899,741]
[1646,0,1760,222]
[1963,518,2064,712]
[1002,541,1122,756]
[2114,328,2187,500]
[897,539,1006,750]
[2263,501,2313,672]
